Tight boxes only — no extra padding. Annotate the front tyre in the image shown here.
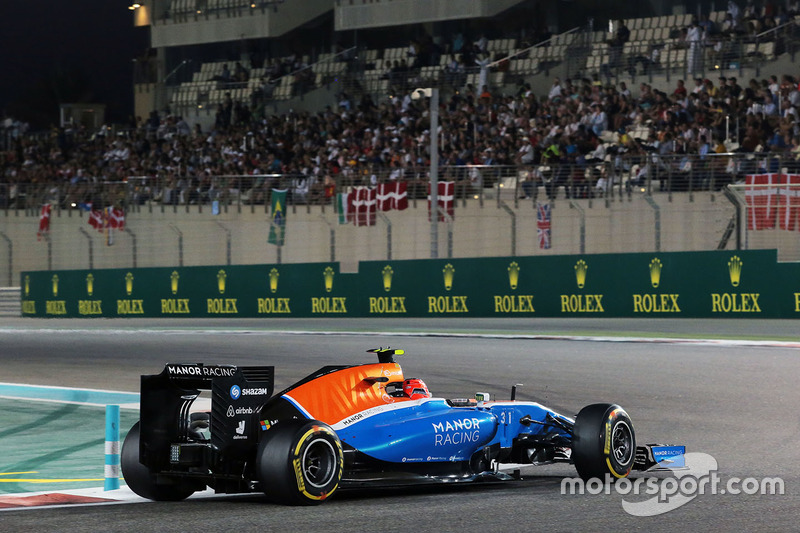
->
[572,403,636,481]
[257,419,344,505]
[120,422,197,501]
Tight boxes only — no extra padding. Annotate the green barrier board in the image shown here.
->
[20,250,800,318]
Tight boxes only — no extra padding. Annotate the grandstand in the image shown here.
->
[3,0,800,286]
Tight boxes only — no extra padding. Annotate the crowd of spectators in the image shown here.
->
[5,61,800,208]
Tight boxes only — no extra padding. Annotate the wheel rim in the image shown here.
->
[611,421,633,465]
[302,438,337,489]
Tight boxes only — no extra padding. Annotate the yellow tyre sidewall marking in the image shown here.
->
[292,426,344,501]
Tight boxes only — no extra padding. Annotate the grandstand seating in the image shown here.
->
[163,4,796,117]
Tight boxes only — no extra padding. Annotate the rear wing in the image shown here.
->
[139,363,274,471]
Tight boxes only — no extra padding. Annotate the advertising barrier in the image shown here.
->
[20,250,800,318]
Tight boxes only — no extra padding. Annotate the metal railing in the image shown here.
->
[3,154,796,216]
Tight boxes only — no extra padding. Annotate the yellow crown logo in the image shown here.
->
[171,271,180,295]
[508,262,520,290]
[443,263,455,291]
[217,270,227,294]
[24,275,30,297]
[574,260,588,289]
[125,272,134,295]
[269,268,279,293]
[649,258,662,288]
[382,265,394,292]
[324,266,335,293]
[86,273,94,296]
[728,255,743,287]
[51,274,59,297]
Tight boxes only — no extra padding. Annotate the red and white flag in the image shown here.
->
[427,181,455,221]
[377,182,409,211]
[107,207,125,230]
[88,209,105,232]
[350,186,376,227]
[745,174,780,230]
[777,174,800,231]
[37,204,51,240]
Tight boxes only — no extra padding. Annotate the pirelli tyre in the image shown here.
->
[572,403,636,481]
[120,422,197,501]
[257,419,344,505]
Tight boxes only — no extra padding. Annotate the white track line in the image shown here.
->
[0,327,797,348]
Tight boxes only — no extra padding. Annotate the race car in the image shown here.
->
[121,348,683,504]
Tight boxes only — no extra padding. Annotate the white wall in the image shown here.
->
[0,190,757,287]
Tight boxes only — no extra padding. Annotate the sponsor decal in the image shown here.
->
[79,300,103,315]
[117,299,144,315]
[652,446,686,468]
[711,293,761,313]
[311,297,347,313]
[633,258,681,313]
[207,298,238,314]
[171,271,180,294]
[166,364,237,378]
[21,301,36,314]
[257,297,291,314]
[125,272,134,295]
[560,294,605,313]
[161,298,190,314]
[241,387,270,396]
[508,261,520,289]
[52,274,59,297]
[710,256,760,313]
[323,266,335,293]
[340,413,364,426]
[633,294,681,313]
[217,269,227,294]
[561,259,604,313]
[427,295,469,313]
[728,255,742,287]
[86,273,94,296]
[46,301,67,315]
[382,367,402,378]
[382,265,393,292]
[649,258,662,288]
[227,405,235,418]
[269,267,279,293]
[230,385,241,400]
[432,418,482,447]
[493,294,535,313]
[574,259,588,288]
[442,263,455,291]
[369,296,407,314]
[260,420,273,431]
[233,420,247,440]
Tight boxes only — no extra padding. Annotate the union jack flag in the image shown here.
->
[537,202,551,249]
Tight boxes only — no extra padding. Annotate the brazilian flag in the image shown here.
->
[268,189,287,246]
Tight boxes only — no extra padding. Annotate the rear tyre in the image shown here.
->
[120,422,197,501]
[572,403,636,481]
[257,419,343,505]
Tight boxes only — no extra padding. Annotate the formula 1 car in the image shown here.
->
[121,348,684,504]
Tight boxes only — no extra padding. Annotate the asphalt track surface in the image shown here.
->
[1,318,799,532]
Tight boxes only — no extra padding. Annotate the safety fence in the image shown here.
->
[3,154,795,215]
[6,155,800,292]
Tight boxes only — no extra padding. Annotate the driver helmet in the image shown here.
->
[402,378,431,400]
